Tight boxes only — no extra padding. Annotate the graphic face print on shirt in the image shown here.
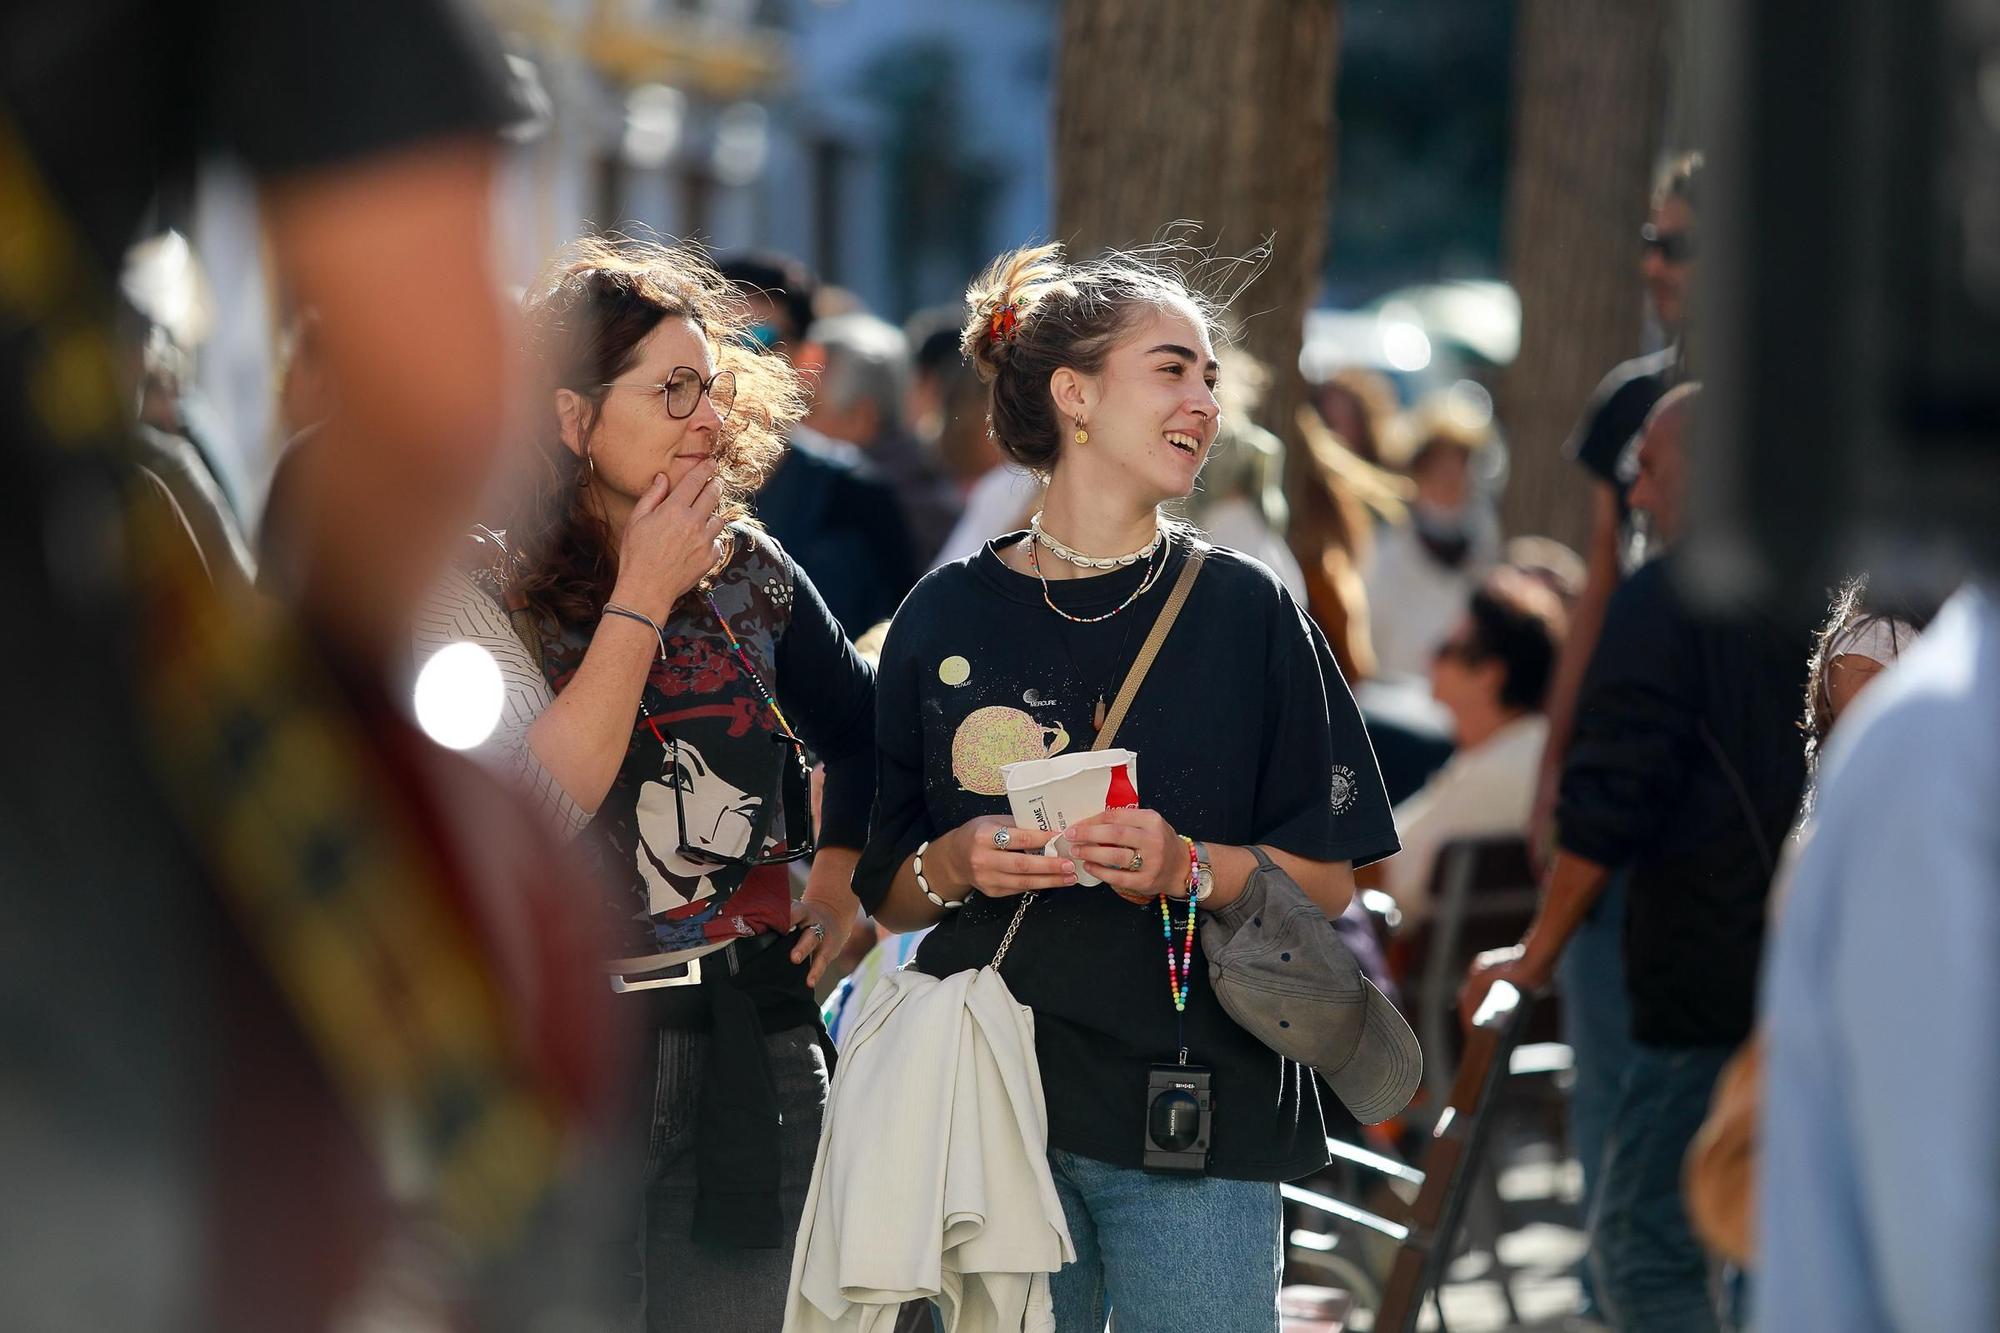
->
[633,731,767,916]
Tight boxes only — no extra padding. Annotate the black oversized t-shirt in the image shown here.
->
[855,533,1399,1181]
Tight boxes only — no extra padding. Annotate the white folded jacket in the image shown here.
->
[784,965,1074,1333]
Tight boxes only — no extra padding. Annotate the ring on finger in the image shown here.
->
[1126,850,1144,872]
[809,920,827,940]
[992,828,1012,849]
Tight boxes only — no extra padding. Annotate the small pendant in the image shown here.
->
[1093,694,1107,732]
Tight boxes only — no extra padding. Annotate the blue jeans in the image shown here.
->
[1588,1043,1733,1333]
[1557,871,1635,1315]
[1046,1149,1281,1333]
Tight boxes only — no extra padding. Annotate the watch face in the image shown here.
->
[1194,866,1214,896]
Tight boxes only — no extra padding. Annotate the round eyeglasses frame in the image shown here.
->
[601,365,737,422]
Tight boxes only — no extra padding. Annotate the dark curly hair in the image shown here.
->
[503,235,806,632]
[959,241,1228,476]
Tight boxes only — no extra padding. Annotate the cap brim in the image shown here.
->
[1322,979,1422,1124]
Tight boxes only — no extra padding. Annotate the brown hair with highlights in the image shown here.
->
[960,240,1226,476]
[505,235,806,631]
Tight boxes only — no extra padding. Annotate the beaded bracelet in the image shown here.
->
[914,839,969,910]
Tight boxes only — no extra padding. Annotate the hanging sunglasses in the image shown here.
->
[1639,223,1697,264]
[639,708,816,869]
[601,365,737,421]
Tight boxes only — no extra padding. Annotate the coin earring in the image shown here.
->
[1073,419,1089,447]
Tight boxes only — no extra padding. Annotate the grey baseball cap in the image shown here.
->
[1204,849,1422,1124]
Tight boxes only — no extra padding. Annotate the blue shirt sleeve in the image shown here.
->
[1759,592,2000,1332]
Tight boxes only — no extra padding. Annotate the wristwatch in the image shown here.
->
[1188,839,1215,904]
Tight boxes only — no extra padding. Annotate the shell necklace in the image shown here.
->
[1027,528,1171,627]
[1031,510,1163,570]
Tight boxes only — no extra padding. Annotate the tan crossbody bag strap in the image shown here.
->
[1093,540,1208,752]
[990,538,1208,968]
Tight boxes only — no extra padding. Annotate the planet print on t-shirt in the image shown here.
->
[950,705,1070,795]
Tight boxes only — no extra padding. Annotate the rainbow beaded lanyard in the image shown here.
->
[1159,892,1198,1014]
[701,593,797,738]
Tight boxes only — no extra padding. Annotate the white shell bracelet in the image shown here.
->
[915,840,968,910]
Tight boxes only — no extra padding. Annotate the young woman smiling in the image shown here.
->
[854,243,1399,1332]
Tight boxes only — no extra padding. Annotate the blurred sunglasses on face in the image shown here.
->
[1432,634,1486,665]
[1640,223,1697,264]
[602,366,736,421]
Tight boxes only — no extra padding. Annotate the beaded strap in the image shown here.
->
[702,593,797,737]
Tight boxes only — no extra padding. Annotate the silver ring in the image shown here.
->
[992,828,1012,849]
[1127,850,1144,872]
[809,920,827,940]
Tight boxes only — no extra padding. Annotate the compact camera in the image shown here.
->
[1142,1062,1213,1172]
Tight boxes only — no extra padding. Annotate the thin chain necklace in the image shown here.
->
[1031,510,1163,570]
[1046,605,1143,734]
[1027,530,1170,625]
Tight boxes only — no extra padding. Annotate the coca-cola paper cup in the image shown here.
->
[1001,749,1140,887]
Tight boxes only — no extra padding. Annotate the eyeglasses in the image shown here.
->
[1640,223,1697,265]
[642,716,816,869]
[601,366,737,421]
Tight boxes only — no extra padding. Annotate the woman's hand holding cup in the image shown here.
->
[934,815,1077,900]
[611,458,729,622]
[1062,808,1187,904]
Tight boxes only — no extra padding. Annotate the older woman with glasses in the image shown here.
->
[419,236,874,1329]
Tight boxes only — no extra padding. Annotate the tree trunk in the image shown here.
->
[1497,0,1670,549]
[1052,0,1341,506]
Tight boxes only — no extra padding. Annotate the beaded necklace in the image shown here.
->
[1159,893,1198,1012]
[1027,530,1171,624]
[700,592,797,737]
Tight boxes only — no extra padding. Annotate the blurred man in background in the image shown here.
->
[1462,387,1809,1333]
[802,310,960,567]
[722,254,916,636]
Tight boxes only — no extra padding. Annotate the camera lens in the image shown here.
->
[1149,1087,1201,1152]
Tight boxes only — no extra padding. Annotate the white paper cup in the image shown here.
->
[1000,749,1140,886]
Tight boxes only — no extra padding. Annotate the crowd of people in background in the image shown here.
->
[7,2,1995,1328]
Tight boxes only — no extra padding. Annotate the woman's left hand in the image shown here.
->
[789,896,855,988]
[1063,808,1189,904]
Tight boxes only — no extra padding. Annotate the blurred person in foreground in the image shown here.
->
[802,309,961,567]
[1460,384,1810,1333]
[720,253,915,636]
[0,3,619,1330]
[429,236,876,1330]
[1751,576,1994,1332]
[1363,387,1504,680]
[1370,567,1564,931]
[851,241,1399,1332]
